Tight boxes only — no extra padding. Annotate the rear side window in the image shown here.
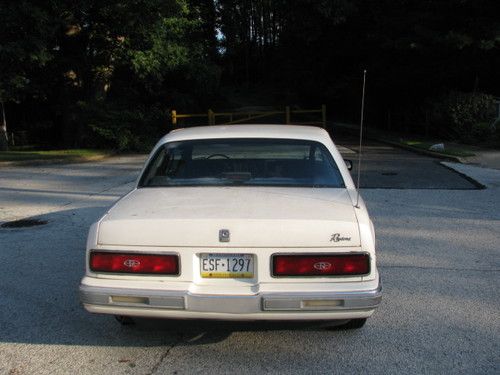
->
[139,138,345,188]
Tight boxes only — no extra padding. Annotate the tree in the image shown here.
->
[2,0,498,150]
[0,1,55,150]
[46,0,220,146]
[216,0,499,131]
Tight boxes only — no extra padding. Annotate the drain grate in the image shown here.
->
[1,219,48,228]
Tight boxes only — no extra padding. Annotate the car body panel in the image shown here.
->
[98,187,361,248]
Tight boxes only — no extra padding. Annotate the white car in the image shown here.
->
[79,125,381,328]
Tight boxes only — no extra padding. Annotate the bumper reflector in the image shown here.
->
[272,254,369,276]
[263,298,345,311]
[302,300,343,308]
[111,296,149,304]
[90,252,179,275]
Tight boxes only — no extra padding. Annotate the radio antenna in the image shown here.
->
[355,69,367,208]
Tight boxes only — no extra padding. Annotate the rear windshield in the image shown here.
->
[138,138,345,188]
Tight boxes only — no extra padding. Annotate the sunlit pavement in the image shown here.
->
[0,155,146,223]
[0,150,499,374]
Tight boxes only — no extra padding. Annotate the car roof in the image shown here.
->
[158,124,331,144]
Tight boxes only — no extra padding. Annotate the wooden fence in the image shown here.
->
[171,105,326,128]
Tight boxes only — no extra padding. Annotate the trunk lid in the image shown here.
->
[98,187,360,247]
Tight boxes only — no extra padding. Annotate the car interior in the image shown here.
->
[140,139,345,187]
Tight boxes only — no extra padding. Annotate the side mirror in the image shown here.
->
[344,159,353,170]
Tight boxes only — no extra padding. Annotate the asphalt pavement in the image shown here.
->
[0,143,498,374]
[336,134,479,189]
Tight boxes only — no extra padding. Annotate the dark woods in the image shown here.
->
[0,0,499,150]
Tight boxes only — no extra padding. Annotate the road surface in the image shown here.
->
[0,144,498,374]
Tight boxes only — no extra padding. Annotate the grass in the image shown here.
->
[401,141,476,157]
[0,148,113,163]
[335,122,489,157]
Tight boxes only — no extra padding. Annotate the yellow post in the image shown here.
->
[171,110,177,127]
[321,104,326,128]
[285,106,291,124]
[208,109,214,125]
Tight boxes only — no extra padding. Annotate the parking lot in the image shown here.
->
[0,142,499,374]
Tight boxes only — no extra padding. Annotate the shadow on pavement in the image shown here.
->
[0,206,357,348]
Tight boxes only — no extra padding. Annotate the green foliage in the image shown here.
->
[402,140,475,157]
[429,92,497,143]
[490,119,500,148]
[0,1,55,101]
[1,0,499,150]
[130,17,193,80]
[80,102,167,151]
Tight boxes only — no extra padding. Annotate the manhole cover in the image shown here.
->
[381,172,398,176]
[1,219,48,228]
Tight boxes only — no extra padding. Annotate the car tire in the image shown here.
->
[114,315,135,325]
[342,318,367,329]
[323,318,367,330]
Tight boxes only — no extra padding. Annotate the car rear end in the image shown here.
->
[79,125,381,323]
[80,244,380,321]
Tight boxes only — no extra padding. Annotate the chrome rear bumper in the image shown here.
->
[80,281,381,318]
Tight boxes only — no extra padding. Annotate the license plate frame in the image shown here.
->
[200,253,254,278]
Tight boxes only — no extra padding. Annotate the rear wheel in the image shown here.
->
[114,315,135,325]
[342,318,367,329]
[324,318,367,330]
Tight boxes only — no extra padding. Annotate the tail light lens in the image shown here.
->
[90,252,179,275]
[272,254,369,277]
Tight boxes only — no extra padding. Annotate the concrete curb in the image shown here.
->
[373,138,465,163]
[331,122,465,163]
[439,162,486,189]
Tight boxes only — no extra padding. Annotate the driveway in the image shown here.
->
[0,147,498,374]
[336,135,479,189]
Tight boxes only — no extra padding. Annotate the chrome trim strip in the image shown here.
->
[187,294,261,314]
[80,286,185,310]
[262,284,382,311]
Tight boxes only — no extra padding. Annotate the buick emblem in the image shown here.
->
[123,259,140,268]
[314,262,332,271]
[219,229,230,242]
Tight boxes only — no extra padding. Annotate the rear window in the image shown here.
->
[139,138,345,188]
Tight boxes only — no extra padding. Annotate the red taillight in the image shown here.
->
[272,254,369,277]
[90,252,179,275]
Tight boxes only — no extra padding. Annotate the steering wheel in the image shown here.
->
[206,153,230,159]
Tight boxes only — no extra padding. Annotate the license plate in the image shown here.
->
[200,253,254,278]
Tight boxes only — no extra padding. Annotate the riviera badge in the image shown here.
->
[330,233,351,242]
